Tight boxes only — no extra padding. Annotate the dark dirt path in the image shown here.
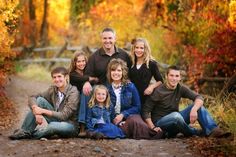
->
[0,75,200,157]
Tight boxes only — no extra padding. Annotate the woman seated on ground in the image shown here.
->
[106,58,163,139]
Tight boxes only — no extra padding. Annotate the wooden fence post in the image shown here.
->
[46,41,68,70]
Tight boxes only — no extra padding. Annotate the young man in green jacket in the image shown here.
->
[9,67,80,140]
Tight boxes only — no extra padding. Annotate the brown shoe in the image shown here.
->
[209,127,232,138]
[78,123,86,138]
[86,131,106,139]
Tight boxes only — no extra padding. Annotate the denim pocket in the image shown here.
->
[124,92,132,106]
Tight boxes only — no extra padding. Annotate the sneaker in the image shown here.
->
[176,133,184,138]
[8,129,32,140]
[209,127,232,138]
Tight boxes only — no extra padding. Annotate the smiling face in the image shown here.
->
[101,31,116,51]
[95,88,107,105]
[52,73,67,91]
[111,65,123,84]
[134,41,145,59]
[166,69,181,89]
[75,55,86,71]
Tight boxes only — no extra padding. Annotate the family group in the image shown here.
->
[9,27,231,140]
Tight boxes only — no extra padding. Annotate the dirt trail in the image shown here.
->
[0,75,200,157]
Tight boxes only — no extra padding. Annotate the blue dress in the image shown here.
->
[86,104,125,138]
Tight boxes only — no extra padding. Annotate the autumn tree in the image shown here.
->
[0,0,19,87]
[0,0,19,129]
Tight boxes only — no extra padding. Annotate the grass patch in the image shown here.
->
[18,64,51,82]
[206,93,236,134]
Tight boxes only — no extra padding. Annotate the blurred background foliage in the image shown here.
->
[1,0,236,133]
[7,0,235,87]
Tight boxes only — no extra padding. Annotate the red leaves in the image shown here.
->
[0,93,17,130]
[186,137,236,157]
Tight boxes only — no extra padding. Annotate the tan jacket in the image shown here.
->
[28,84,79,124]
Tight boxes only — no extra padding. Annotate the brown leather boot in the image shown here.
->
[78,124,86,138]
[209,127,232,138]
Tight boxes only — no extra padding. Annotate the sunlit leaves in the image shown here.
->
[0,0,19,86]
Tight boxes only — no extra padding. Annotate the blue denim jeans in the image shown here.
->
[78,92,91,124]
[21,97,77,139]
[154,104,218,137]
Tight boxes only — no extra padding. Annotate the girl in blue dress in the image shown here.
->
[86,85,125,139]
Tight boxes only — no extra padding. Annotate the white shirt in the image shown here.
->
[112,84,122,115]
[56,91,64,110]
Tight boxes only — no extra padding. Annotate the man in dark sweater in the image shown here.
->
[142,65,231,138]
[82,27,131,96]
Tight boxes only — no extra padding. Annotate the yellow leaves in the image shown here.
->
[0,0,18,86]
[228,1,236,29]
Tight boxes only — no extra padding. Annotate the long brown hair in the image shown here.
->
[88,85,111,109]
[106,58,129,84]
[68,51,88,73]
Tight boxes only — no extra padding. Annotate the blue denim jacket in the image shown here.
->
[86,104,114,131]
[107,82,141,120]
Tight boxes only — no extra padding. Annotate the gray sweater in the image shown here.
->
[142,83,203,123]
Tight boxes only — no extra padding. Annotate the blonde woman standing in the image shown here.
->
[129,38,163,105]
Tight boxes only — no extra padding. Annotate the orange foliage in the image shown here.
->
[0,0,19,86]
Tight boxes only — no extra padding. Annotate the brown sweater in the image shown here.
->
[142,83,203,123]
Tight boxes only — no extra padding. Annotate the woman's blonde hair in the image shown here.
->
[130,38,154,68]
[88,85,111,109]
[68,51,88,73]
[107,58,129,84]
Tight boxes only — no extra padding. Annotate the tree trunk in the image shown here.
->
[28,0,36,48]
[39,0,49,58]
[69,0,98,29]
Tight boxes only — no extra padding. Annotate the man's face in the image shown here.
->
[166,69,181,89]
[101,31,116,51]
[52,73,67,89]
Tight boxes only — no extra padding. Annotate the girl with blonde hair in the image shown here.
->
[86,85,125,139]
[130,38,163,105]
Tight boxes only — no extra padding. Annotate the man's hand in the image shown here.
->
[113,114,124,125]
[153,126,162,133]
[190,109,198,124]
[82,81,92,96]
[35,114,43,125]
[32,105,43,115]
